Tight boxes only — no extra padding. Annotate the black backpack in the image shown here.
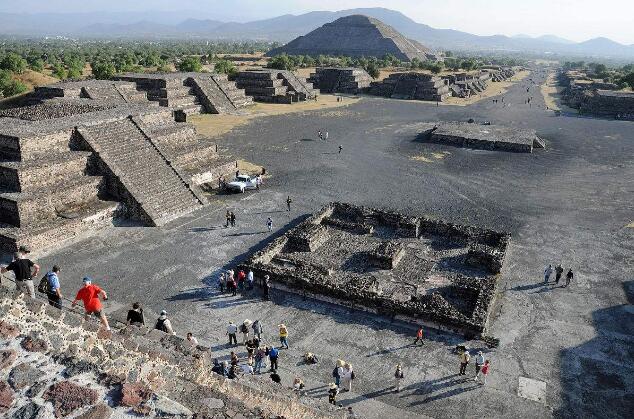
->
[155,318,167,332]
[332,367,339,378]
[240,324,248,333]
[37,275,50,294]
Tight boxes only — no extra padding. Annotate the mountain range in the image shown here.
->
[1,8,633,59]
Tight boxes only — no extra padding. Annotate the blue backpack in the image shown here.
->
[269,348,279,358]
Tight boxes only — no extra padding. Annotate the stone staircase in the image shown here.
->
[392,78,419,99]
[279,70,319,100]
[308,68,372,94]
[235,70,317,103]
[78,117,204,227]
[189,74,253,115]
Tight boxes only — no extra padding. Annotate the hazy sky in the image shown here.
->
[1,0,632,44]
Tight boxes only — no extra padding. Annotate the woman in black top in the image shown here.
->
[126,302,145,326]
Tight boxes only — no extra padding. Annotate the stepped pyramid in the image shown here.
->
[267,14,431,62]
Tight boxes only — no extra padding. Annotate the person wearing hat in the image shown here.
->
[155,310,175,335]
[459,348,471,376]
[328,382,339,405]
[394,364,404,392]
[71,277,110,331]
[1,251,40,299]
[241,319,252,344]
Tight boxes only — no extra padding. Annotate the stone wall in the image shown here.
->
[0,284,341,418]
[308,68,372,94]
[240,203,510,336]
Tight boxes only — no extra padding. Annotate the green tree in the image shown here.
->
[52,63,67,80]
[430,63,443,74]
[214,59,237,76]
[622,72,634,89]
[178,56,203,72]
[1,53,27,74]
[91,60,116,80]
[365,62,381,79]
[268,54,297,71]
[28,58,44,72]
[3,79,27,96]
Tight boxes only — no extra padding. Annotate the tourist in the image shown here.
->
[254,346,266,374]
[325,131,329,141]
[459,349,470,375]
[186,332,199,347]
[126,302,145,326]
[318,130,323,140]
[252,319,263,340]
[227,321,238,346]
[342,363,354,392]
[263,275,270,300]
[544,264,553,283]
[474,351,485,380]
[346,406,358,419]
[237,269,246,291]
[71,277,110,331]
[218,175,225,189]
[293,377,305,391]
[555,264,564,285]
[268,345,279,371]
[286,196,292,212]
[230,351,239,366]
[338,145,343,154]
[328,383,339,405]
[394,364,404,392]
[246,339,257,363]
[278,323,289,349]
[1,251,40,298]
[241,362,254,375]
[230,212,236,227]
[565,268,574,288]
[225,210,231,228]
[478,360,490,384]
[267,217,273,232]
[227,363,239,379]
[218,272,226,293]
[333,360,344,387]
[45,265,63,309]
[304,352,318,364]
[413,325,424,346]
[211,359,224,376]
[235,170,240,178]
[241,319,251,344]
[155,310,175,335]
[247,270,255,290]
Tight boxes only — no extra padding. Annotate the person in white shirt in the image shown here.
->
[187,332,199,347]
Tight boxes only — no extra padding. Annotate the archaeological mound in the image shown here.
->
[240,203,510,335]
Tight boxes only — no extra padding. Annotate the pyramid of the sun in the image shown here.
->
[267,15,431,62]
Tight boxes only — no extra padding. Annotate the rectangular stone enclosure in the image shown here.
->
[240,203,510,335]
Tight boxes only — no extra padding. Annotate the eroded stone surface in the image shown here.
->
[43,381,98,418]
[9,363,45,390]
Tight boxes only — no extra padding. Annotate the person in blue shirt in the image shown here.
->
[46,265,62,309]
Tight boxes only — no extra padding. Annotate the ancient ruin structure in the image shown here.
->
[558,70,633,120]
[578,90,634,120]
[0,98,236,253]
[418,122,546,153]
[369,72,451,101]
[240,203,510,335]
[442,72,491,98]
[112,73,253,118]
[267,15,434,62]
[233,70,318,103]
[308,68,372,94]
[0,284,340,418]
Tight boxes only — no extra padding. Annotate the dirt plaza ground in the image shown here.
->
[29,67,634,418]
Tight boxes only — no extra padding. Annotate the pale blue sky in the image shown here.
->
[0,0,632,44]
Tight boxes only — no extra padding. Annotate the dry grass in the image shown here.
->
[540,72,578,113]
[441,70,531,107]
[189,94,360,139]
[13,69,58,90]
[412,151,451,163]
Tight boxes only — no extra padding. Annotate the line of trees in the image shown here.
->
[563,61,634,89]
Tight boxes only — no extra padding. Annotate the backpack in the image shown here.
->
[240,324,248,333]
[37,275,50,294]
[269,348,279,358]
[332,367,339,378]
[351,371,356,380]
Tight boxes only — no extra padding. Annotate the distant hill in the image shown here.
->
[1,8,633,59]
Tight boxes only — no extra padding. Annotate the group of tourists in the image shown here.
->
[458,348,491,384]
[544,264,574,287]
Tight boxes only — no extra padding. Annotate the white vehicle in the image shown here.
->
[226,174,258,193]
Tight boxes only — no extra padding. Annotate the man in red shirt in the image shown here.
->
[71,277,110,331]
[413,326,424,346]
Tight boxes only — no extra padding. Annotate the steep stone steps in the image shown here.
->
[280,70,319,99]
[78,118,203,226]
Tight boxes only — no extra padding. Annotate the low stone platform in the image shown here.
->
[418,122,546,153]
[369,72,451,102]
[240,202,510,335]
[308,67,372,94]
[234,70,318,104]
